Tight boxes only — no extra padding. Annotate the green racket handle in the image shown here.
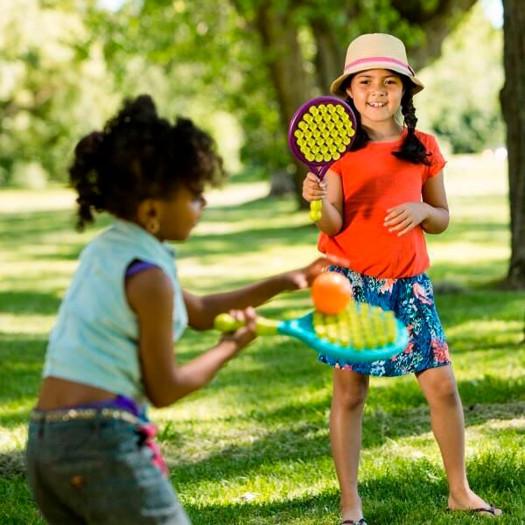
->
[214,313,279,336]
[309,200,322,222]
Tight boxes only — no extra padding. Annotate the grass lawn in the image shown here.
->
[0,153,524,524]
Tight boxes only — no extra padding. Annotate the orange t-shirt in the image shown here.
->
[318,130,446,279]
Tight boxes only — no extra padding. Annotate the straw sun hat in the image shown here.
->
[330,33,424,97]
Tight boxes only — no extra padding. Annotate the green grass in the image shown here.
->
[0,154,524,524]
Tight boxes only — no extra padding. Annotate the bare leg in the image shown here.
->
[417,365,502,516]
[330,368,369,522]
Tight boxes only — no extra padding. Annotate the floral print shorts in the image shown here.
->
[318,267,451,376]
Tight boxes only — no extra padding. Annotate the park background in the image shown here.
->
[0,0,523,523]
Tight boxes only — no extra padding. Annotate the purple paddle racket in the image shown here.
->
[288,96,357,221]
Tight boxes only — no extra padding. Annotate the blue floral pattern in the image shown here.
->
[318,267,451,376]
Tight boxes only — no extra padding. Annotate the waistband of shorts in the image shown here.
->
[30,407,141,426]
[329,265,429,282]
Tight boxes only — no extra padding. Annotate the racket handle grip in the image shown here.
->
[213,313,279,335]
[309,200,322,222]
[214,313,242,332]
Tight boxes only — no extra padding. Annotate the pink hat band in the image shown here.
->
[344,56,415,76]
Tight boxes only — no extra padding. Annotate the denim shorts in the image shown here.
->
[319,268,451,376]
[26,414,191,524]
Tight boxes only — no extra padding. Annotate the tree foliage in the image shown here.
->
[2,0,492,188]
[0,0,118,187]
[416,3,504,153]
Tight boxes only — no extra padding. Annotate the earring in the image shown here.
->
[147,218,160,235]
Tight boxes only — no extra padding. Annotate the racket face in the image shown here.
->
[280,311,408,364]
[288,96,357,176]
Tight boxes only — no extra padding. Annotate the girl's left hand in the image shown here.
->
[286,255,350,290]
[384,202,430,236]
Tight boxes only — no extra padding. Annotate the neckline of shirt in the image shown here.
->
[113,219,175,258]
[367,128,408,146]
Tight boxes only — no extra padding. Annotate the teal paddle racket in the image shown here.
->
[214,302,408,364]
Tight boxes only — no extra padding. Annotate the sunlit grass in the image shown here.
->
[0,153,524,524]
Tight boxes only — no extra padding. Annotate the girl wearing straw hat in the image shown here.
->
[303,33,502,524]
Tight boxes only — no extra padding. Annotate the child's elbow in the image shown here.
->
[319,220,343,237]
[438,209,450,233]
[145,380,178,408]
[423,209,449,234]
[323,226,341,236]
[149,396,171,408]
[147,392,172,409]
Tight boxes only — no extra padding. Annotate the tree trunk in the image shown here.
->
[501,0,525,289]
[310,18,346,92]
[254,2,315,207]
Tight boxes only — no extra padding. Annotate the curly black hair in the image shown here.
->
[342,74,430,165]
[69,94,225,230]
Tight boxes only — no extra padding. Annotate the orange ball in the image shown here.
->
[311,272,352,314]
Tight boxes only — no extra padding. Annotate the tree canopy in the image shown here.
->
[1,0,501,188]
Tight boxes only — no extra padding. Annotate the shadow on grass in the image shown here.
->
[182,450,524,525]
[1,430,523,524]
[0,195,516,296]
[430,260,510,289]
[0,334,45,426]
[158,373,524,488]
[179,326,525,402]
[0,197,317,265]
[0,477,44,525]
[0,209,111,262]
[0,210,75,242]
[1,447,522,524]
[0,291,61,315]
[184,222,316,260]
[440,220,508,243]
[0,451,25,480]
[437,290,524,321]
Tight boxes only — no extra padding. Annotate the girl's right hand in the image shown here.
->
[219,307,258,355]
[302,172,327,202]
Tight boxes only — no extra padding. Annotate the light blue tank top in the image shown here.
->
[44,219,188,403]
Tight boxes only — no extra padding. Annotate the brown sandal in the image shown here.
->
[468,506,502,517]
[447,505,502,517]
[341,520,367,525]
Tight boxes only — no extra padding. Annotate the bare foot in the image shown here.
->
[448,490,502,517]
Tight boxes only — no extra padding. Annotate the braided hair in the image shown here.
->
[69,95,225,230]
[342,74,430,165]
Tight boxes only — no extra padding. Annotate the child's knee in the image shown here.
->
[333,378,368,410]
[336,392,367,411]
[427,377,459,406]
